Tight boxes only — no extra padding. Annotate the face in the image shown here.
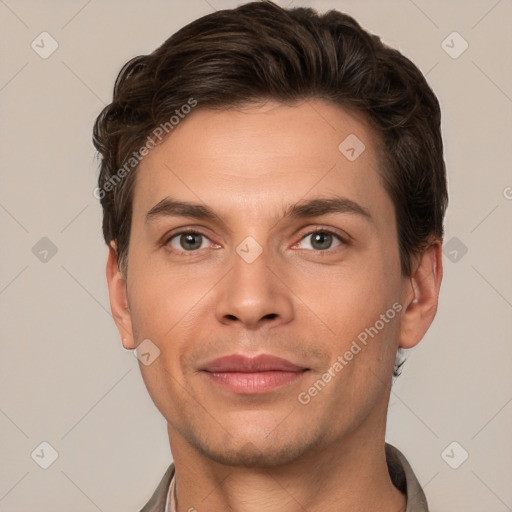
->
[108,100,438,468]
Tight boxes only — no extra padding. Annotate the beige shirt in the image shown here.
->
[139,443,428,512]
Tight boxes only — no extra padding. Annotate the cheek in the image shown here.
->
[127,262,214,389]
[127,256,199,338]
[303,257,403,388]
[293,254,400,337]
[127,270,196,416]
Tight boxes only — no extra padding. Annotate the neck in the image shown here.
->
[167,420,406,512]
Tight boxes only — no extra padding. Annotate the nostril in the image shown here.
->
[223,313,278,322]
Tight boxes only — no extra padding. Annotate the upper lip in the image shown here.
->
[199,354,308,373]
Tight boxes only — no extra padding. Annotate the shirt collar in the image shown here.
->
[164,469,176,512]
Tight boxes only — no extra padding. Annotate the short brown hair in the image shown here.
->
[93,0,447,282]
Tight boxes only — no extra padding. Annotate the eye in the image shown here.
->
[166,231,211,252]
[296,229,346,251]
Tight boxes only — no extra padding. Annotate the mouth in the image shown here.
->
[199,354,310,394]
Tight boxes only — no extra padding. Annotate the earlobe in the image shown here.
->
[398,241,443,349]
[106,241,135,350]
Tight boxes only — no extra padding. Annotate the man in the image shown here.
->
[93,1,447,510]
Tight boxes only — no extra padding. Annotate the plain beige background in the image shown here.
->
[1,0,511,511]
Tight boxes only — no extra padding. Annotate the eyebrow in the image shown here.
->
[145,196,373,224]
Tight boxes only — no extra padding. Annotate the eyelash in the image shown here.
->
[162,228,350,256]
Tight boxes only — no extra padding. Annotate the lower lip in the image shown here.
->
[203,370,307,394]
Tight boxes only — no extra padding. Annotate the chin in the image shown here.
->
[187,424,326,469]
[198,441,306,468]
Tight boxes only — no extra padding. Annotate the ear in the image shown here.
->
[106,241,135,350]
[398,240,443,349]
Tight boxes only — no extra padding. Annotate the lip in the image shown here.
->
[200,354,307,373]
[199,354,309,394]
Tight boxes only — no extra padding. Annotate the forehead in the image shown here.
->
[132,100,391,224]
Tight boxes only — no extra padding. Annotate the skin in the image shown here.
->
[106,100,442,512]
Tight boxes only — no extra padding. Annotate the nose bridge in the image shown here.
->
[214,237,294,328]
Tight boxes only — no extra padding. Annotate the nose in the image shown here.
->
[214,245,295,330]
